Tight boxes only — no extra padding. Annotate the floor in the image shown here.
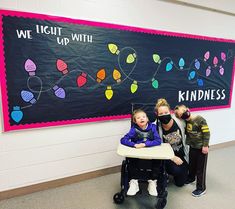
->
[0,145,235,209]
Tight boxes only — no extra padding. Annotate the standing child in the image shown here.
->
[120,109,162,196]
[174,105,210,197]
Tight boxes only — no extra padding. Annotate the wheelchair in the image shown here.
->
[113,103,170,209]
[113,157,168,209]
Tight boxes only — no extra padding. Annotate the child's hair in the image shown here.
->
[174,104,188,118]
[154,98,171,115]
[174,104,187,110]
[132,109,147,123]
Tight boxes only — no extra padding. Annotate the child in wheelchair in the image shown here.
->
[120,109,162,196]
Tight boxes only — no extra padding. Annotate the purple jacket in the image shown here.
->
[120,122,162,147]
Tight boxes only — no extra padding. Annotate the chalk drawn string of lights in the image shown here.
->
[11,58,70,123]
[204,51,231,76]
[84,44,139,100]
[110,43,161,94]
[11,43,140,123]
[11,59,44,123]
[10,54,129,122]
[98,45,232,99]
[11,59,45,123]
[10,46,233,123]
[189,50,232,86]
[56,44,139,100]
[153,49,233,88]
[108,43,166,95]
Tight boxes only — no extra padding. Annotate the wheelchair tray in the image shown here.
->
[117,143,174,160]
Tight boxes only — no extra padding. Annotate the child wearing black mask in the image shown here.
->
[155,98,189,187]
[174,105,210,197]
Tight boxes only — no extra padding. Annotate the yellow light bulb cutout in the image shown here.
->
[126,53,136,64]
[108,43,120,55]
[105,86,113,100]
[153,54,161,64]
[130,80,138,93]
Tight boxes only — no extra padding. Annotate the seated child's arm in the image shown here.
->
[120,127,136,147]
[145,124,162,147]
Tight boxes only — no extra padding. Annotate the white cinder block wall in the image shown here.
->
[0,0,235,191]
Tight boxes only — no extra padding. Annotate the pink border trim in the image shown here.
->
[0,9,235,132]
[3,115,131,132]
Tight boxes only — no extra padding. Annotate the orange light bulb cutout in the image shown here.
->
[113,69,121,83]
[96,68,106,83]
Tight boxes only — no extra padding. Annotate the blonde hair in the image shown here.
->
[155,98,171,114]
[132,109,147,123]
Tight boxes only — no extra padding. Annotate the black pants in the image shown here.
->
[165,158,188,187]
[127,158,161,180]
[188,147,208,191]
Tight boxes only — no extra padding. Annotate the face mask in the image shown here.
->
[181,110,191,120]
[158,114,172,124]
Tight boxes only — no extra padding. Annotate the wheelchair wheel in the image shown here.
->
[155,198,167,209]
[113,192,125,204]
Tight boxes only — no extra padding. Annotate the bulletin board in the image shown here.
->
[0,9,235,132]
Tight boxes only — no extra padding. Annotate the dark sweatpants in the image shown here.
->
[188,147,208,191]
[165,158,188,187]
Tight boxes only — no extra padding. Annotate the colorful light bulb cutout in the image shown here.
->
[194,59,200,70]
[77,72,87,87]
[113,69,121,83]
[21,90,36,104]
[108,43,120,55]
[206,66,211,77]
[25,59,36,76]
[219,66,224,75]
[178,58,185,69]
[166,61,173,71]
[130,80,138,93]
[56,59,68,74]
[126,53,136,64]
[151,78,159,89]
[11,106,23,123]
[188,70,196,80]
[96,69,106,83]
[197,79,204,86]
[204,51,210,61]
[213,56,218,67]
[153,54,161,64]
[221,52,226,62]
[105,86,113,100]
[53,85,66,99]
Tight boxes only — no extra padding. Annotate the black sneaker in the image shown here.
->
[185,178,195,184]
[192,189,206,197]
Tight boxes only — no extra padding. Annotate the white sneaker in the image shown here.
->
[127,179,139,196]
[147,180,158,196]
